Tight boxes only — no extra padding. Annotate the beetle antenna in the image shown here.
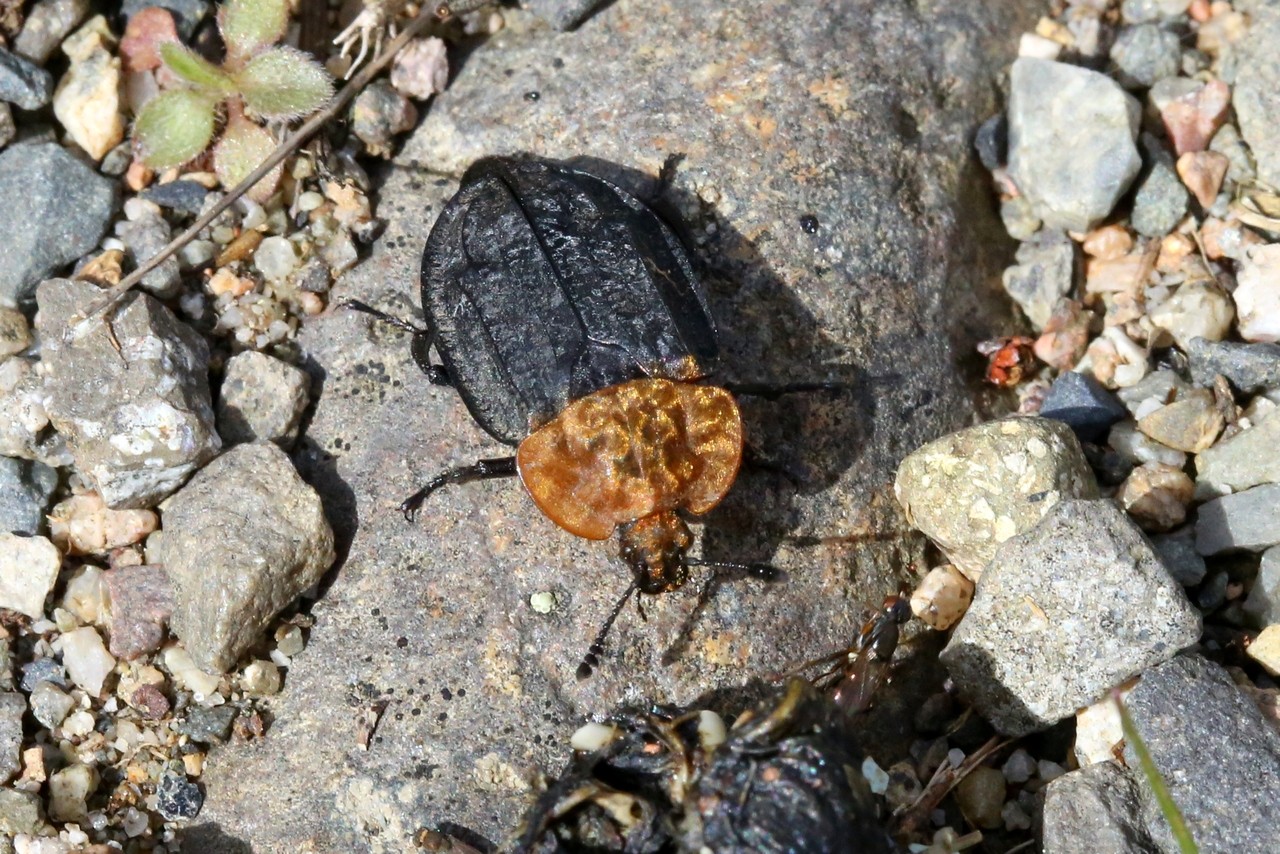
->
[340,299,429,336]
[684,557,784,582]
[576,582,637,680]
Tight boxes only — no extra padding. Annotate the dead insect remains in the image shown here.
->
[350,156,808,677]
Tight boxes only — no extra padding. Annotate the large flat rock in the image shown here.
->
[188,0,1038,849]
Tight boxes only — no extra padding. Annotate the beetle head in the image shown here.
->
[618,511,693,594]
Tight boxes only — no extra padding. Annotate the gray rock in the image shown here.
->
[0,456,57,535]
[27,680,74,729]
[1195,484,1280,554]
[14,0,90,65]
[1116,369,1190,419]
[216,351,311,448]
[154,442,334,672]
[941,499,1201,736]
[1234,4,1280,188]
[525,0,610,29]
[1039,371,1128,443]
[1130,134,1188,238]
[0,48,52,109]
[1001,230,1076,330]
[1193,408,1280,500]
[1149,526,1207,586]
[0,692,21,783]
[175,705,237,744]
[0,788,43,835]
[0,143,117,305]
[1208,122,1256,187]
[0,103,12,149]
[1000,195,1042,240]
[1008,58,1142,231]
[156,769,203,820]
[1110,24,1182,90]
[103,565,174,659]
[116,214,181,298]
[191,0,1044,845]
[1186,336,1280,393]
[140,179,210,216]
[1124,654,1280,853]
[895,418,1099,579]
[19,657,65,692]
[974,113,1006,171]
[0,357,70,467]
[35,278,220,509]
[1121,0,1195,23]
[1196,569,1229,610]
[1040,761,1158,854]
[351,80,416,157]
[1242,545,1280,627]
[121,0,208,40]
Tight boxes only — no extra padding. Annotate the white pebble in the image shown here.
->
[100,237,126,252]
[697,709,726,751]
[59,566,105,625]
[163,645,221,699]
[569,721,619,752]
[947,747,967,768]
[240,659,282,695]
[297,191,324,212]
[58,627,116,697]
[1108,421,1187,468]
[123,197,162,221]
[122,807,148,837]
[861,755,890,794]
[1019,33,1062,60]
[49,763,97,822]
[238,198,267,231]
[529,591,556,613]
[1235,244,1280,343]
[254,236,300,281]
[0,533,61,619]
[1149,280,1235,348]
[1001,748,1037,784]
[910,565,974,630]
[60,710,95,737]
[178,240,217,268]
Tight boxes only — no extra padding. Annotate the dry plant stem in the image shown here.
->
[892,734,1009,838]
[68,0,487,339]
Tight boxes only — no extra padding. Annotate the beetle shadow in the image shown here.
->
[562,155,877,639]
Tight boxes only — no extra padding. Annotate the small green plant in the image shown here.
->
[133,0,333,199]
[1114,691,1199,854]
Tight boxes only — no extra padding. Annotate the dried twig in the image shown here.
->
[66,0,486,339]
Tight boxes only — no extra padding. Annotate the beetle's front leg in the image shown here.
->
[399,456,518,521]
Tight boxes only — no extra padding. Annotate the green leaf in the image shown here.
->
[220,0,289,59]
[1115,693,1199,854]
[158,42,233,93]
[133,90,218,169]
[236,47,333,121]
[213,118,282,202]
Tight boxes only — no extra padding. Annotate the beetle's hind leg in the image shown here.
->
[399,456,517,522]
[341,299,452,386]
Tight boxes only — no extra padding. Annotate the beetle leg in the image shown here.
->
[684,556,784,583]
[399,456,517,522]
[721,380,846,400]
[342,299,454,387]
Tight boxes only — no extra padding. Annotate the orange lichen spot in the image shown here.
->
[515,379,743,540]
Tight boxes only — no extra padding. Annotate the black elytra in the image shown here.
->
[420,156,721,445]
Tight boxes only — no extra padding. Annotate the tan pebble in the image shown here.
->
[1149,280,1235,348]
[182,751,205,777]
[1189,0,1212,21]
[124,159,154,193]
[993,516,1017,542]
[1248,625,1280,677]
[48,493,159,555]
[1082,225,1133,260]
[1085,252,1148,296]
[1137,390,1224,452]
[1177,151,1230,207]
[1156,233,1196,271]
[910,565,974,630]
[216,230,264,267]
[206,268,254,298]
[1117,462,1194,531]
[1033,300,1092,371]
[75,249,125,287]
[1074,678,1137,766]
[1161,80,1230,156]
[955,766,1005,829]
[1201,217,1264,261]
[297,291,325,315]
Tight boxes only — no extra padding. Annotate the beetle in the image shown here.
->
[348,156,817,676]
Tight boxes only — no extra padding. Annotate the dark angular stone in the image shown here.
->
[156,769,203,820]
[1185,336,1280,393]
[1039,371,1129,442]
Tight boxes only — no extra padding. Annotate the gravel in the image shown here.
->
[0,533,59,619]
[1134,387,1223,452]
[0,456,57,536]
[1129,134,1189,238]
[56,626,115,698]
[216,351,311,448]
[1148,525,1207,586]
[1195,483,1280,554]
[894,417,1099,579]
[103,565,174,659]
[0,143,117,305]
[1039,761,1156,854]
[154,441,335,671]
[1242,545,1280,627]
[35,278,221,509]
[13,0,90,65]
[1001,229,1076,330]
[1185,336,1280,393]
[524,0,610,29]
[1110,24,1182,89]
[1038,371,1128,443]
[941,498,1201,736]
[1007,58,1142,231]
[116,211,181,298]
[27,681,74,729]
[139,179,210,215]
[0,692,22,784]
[1124,654,1280,853]
[1193,408,1280,499]
[175,705,237,744]
[1233,2,1280,188]
[0,788,43,835]
[0,47,52,109]
[155,769,203,820]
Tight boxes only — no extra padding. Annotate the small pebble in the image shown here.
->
[14,0,91,65]
[128,682,169,720]
[0,307,30,358]
[1195,484,1280,554]
[59,565,105,624]
[1073,689,1127,767]
[909,565,973,630]
[1193,408,1280,500]
[1002,800,1032,832]
[175,704,237,744]
[1001,230,1076,330]
[252,236,299,282]
[1148,280,1234,349]
[1158,78,1230,156]
[103,564,174,659]
[216,351,311,448]
[1242,546,1280,627]
[162,645,221,699]
[47,493,158,555]
[0,456,57,536]
[529,591,556,614]
[0,533,60,619]
[0,47,53,110]
[955,766,1005,829]
[1130,134,1189,238]
[53,18,125,161]
[48,763,96,822]
[1248,625,1280,677]
[1175,150,1230,207]
[1033,299,1091,371]
[1110,23,1182,89]
[390,36,448,100]
[1150,526,1208,586]
[569,722,618,752]
[19,658,66,692]
[1117,462,1194,531]
[351,80,417,158]
[1136,388,1223,452]
[1082,224,1132,260]
[155,769,202,820]
[861,756,890,795]
[240,659,281,696]
[27,680,74,729]
[1234,245,1280,344]
[1186,338,1280,394]
[57,626,115,697]
[1001,748,1038,784]
[1038,370,1128,442]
